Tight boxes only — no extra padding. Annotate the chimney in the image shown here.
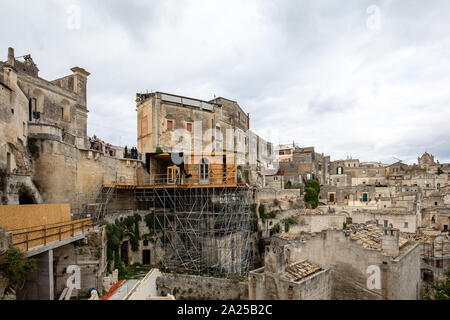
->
[7,47,15,66]
[382,227,400,257]
[264,244,287,273]
[70,67,90,104]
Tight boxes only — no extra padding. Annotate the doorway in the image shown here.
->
[199,158,209,184]
[121,241,129,266]
[329,193,335,203]
[19,193,35,204]
[142,250,151,265]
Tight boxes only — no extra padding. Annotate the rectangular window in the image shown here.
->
[61,107,64,120]
[186,122,193,132]
[404,222,408,228]
[167,120,173,130]
[362,193,368,202]
[384,220,388,227]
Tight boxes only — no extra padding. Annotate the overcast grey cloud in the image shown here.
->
[1,0,449,164]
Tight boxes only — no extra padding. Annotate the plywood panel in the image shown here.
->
[0,204,71,231]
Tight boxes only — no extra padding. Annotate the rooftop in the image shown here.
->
[283,259,322,282]
[347,223,409,252]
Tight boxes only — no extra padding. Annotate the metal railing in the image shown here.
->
[148,172,237,186]
[10,218,94,252]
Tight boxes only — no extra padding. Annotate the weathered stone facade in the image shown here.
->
[271,224,421,300]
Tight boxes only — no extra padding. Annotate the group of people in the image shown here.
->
[89,135,115,157]
[89,135,101,151]
[124,146,138,159]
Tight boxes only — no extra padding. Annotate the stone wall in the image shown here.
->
[293,214,346,233]
[255,188,303,213]
[51,227,107,298]
[156,273,248,300]
[277,229,421,300]
[32,139,147,209]
[351,211,417,233]
[249,268,331,300]
[388,244,421,300]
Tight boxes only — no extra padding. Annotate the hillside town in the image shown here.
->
[0,47,449,301]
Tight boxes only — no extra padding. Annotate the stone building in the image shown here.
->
[248,244,331,300]
[351,209,418,233]
[328,158,388,187]
[0,47,147,209]
[279,146,330,185]
[421,207,450,231]
[136,92,249,154]
[277,144,294,163]
[418,152,436,171]
[271,223,421,300]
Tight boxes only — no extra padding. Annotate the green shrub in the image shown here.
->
[283,217,297,233]
[258,204,265,218]
[305,179,320,194]
[304,186,318,209]
[0,248,36,297]
[270,223,280,236]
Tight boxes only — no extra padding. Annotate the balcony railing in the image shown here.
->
[10,218,94,252]
[148,172,237,186]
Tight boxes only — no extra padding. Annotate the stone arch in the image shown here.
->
[338,211,350,217]
[19,192,35,204]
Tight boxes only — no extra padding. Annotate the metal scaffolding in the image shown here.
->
[73,184,117,221]
[134,185,252,277]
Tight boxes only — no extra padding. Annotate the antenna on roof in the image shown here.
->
[16,54,31,60]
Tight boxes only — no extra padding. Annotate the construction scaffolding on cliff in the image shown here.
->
[133,184,252,277]
[73,183,117,221]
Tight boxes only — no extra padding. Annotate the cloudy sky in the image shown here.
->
[1,0,449,164]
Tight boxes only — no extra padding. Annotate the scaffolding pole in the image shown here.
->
[133,185,252,277]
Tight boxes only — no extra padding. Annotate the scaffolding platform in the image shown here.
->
[110,183,253,277]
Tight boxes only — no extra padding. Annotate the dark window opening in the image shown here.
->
[19,193,35,205]
[142,250,151,265]
[167,120,173,130]
[121,241,129,266]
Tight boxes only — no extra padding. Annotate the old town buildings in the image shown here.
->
[1,46,449,300]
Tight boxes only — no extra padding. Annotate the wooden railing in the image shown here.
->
[10,218,94,252]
